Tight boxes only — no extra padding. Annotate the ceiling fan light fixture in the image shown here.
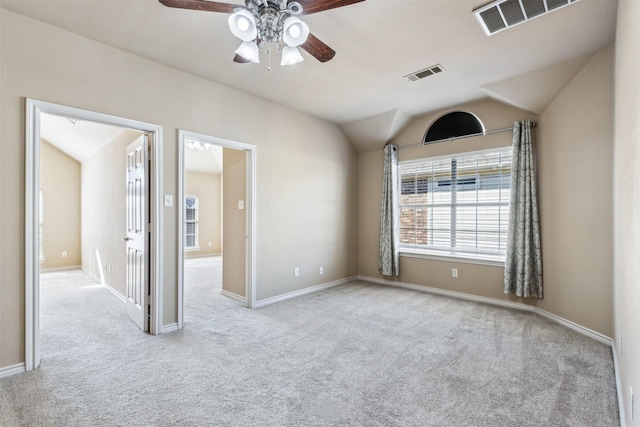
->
[187,140,212,151]
[283,16,309,47]
[228,9,257,41]
[280,46,304,66]
[235,41,260,63]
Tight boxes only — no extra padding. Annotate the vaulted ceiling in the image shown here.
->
[1,0,618,151]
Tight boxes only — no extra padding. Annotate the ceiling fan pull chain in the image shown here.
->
[267,45,272,71]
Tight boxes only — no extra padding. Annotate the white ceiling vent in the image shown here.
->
[473,0,581,36]
[404,64,445,83]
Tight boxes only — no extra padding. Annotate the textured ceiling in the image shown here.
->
[1,0,618,151]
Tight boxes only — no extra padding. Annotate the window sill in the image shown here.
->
[185,247,200,252]
[399,249,504,267]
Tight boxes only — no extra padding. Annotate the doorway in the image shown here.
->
[25,99,164,371]
[177,130,256,329]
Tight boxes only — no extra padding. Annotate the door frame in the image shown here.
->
[177,129,257,329]
[25,98,164,371]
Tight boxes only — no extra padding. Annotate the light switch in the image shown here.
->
[164,195,173,207]
[238,200,245,210]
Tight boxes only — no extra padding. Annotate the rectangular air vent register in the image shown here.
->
[473,0,581,36]
[404,64,445,83]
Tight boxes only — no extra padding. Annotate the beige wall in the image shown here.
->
[358,49,615,339]
[0,10,358,368]
[222,148,246,297]
[614,1,640,425]
[40,139,81,269]
[537,45,614,337]
[81,130,143,296]
[358,99,538,304]
[184,171,221,257]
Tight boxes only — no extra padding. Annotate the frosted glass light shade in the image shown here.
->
[283,17,309,47]
[187,140,212,151]
[228,9,257,41]
[235,41,260,63]
[281,46,304,66]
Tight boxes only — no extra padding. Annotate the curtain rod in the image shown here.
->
[398,122,537,150]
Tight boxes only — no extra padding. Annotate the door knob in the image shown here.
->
[122,237,131,242]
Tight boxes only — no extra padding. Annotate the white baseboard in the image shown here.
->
[80,267,126,303]
[0,363,25,379]
[611,342,626,427]
[185,253,222,259]
[161,323,179,334]
[255,276,356,308]
[40,265,82,273]
[357,275,612,345]
[103,283,126,303]
[81,267,101,284]
[533,307,611,345]
[221,290,246,304]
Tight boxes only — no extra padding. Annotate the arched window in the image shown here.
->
[424,111,485,144]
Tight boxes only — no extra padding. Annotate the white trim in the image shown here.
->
[534,307,611,345]
[103,283,127,304]
[357,275,613,345]
[161,323,179,334]
[177,132,185,330]
[150,128,164,336]
[247,145,257,309]
[26,99,164,371]
[25,100,40,372]
[39,265,82,273]
[254,276,356,308]
[220,290,247,304]
[612,342,627,427]
[0,363,26,379]
[178,129,257,328]
[80,267,127,304]
[184,252,222,259]
[400,250,505,267]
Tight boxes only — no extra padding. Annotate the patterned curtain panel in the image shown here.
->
[379,144,400,276]
[504,120,543,298]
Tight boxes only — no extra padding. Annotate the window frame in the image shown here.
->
[398,146,512,266]
[184,194,200,252]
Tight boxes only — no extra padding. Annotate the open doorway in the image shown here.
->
[25,99,164,371]
[177,130,256,329]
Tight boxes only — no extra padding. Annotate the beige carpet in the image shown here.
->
[0,257,619,426]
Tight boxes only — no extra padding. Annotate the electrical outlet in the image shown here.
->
[62,251,68,258]
[320,266,324,275]
[452,268,458,278]
[294,267,300,277]
[208,242,212,247]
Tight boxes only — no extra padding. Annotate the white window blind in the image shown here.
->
[399,147,512,259]
[184,195,199,251]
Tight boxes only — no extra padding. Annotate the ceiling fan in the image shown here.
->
[159,0,365,68]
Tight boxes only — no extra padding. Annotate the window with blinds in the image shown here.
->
[399,147,512,259]
[184,195,199,251]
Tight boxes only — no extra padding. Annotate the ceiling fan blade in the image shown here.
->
[158,0,238,13]
[233,54,251,63]
[293,0,365,15]
[300,33,336,63]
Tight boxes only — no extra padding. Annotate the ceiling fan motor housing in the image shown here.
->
[244,0,305,44]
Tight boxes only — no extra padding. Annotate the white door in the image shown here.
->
[124,135,150,331]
